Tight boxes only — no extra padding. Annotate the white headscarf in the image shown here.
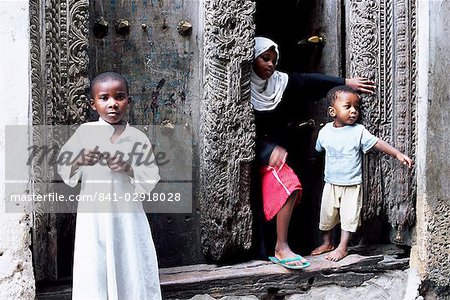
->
[251,37,289,111]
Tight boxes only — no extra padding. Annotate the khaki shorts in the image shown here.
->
[319,183,362,233]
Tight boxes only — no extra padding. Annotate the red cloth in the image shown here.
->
[261,163,302,221]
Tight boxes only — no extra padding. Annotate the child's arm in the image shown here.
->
[130,140,160,194]
[373,139,413,168]
[287,74,375,103]
[57,126,101,187]
[288,73,345,102]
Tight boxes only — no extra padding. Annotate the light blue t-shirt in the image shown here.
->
[315,122,379,185]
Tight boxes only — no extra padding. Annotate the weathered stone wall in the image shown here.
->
[0,1,35,299]
[411,0,450,296]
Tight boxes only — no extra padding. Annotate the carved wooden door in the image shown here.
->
[32,0,203,283]
[87,0,203,270]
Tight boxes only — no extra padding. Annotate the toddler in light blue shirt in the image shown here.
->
[311,85,412,262]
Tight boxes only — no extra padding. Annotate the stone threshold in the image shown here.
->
[36,245,409,299]
[161,254,409,299]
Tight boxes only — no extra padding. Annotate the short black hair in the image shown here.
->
[326,85,360,106]
[90,71,129,98]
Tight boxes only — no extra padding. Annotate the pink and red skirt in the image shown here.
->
[260,163,302,221]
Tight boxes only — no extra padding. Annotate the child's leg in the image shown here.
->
[311,230,335,255]
[275,190,307,265]
[326,230,351,261]
[326,184,361,261]
[312,183,339,255]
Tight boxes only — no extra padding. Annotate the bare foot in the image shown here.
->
[311,244,335,256]
[326,247,348,262]
[274,246,308,267]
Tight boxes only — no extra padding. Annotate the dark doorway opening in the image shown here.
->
[251,0,395,259]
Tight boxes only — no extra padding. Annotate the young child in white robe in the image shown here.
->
[57,71,162,299]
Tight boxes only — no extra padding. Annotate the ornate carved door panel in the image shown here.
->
[346,0,416,245]
[30,0,90,282]
[199,0,256,260]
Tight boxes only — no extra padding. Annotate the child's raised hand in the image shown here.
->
[345,78,376,94]
[396,153,413,169]
[107,154,134,176]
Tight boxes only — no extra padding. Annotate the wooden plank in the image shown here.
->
[160,254,383,285]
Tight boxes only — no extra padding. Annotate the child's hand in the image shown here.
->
[345,78,376,94]
[75,149,102,166]
[396,153,413,169]
[107,154,134,176]
[269,146,287,169]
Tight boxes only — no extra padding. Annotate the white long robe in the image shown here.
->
[57,119,162,300]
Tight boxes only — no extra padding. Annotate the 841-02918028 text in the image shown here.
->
[9,192,182,203]
[95,192,181,202]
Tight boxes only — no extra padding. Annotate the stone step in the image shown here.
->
[37,251,409,299]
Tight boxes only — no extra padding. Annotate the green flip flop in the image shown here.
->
[268,255,310,270]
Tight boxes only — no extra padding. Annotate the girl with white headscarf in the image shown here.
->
[251,36,375,269]
[251,37,288,111]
